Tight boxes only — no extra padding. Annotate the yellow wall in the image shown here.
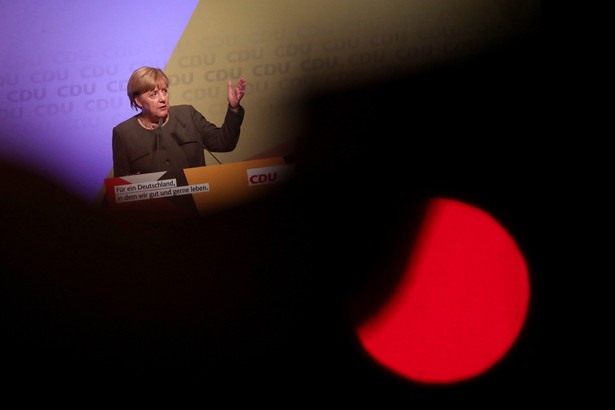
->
[164,0,540,164]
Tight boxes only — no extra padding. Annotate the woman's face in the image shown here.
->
[135,81,169,120]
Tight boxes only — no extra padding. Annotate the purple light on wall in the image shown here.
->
[0,0,199,202]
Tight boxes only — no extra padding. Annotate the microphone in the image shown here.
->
[154,117,164,149]
[152,117,166,170]
[175,119,222,164]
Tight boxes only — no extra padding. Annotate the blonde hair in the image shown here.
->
[126,66,169,111]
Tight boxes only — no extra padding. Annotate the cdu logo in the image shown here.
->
[247,164,295,186]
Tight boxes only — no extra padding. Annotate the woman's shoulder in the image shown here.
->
[171,104,197,115]
[113,115,139,132]
[170,105,203,124]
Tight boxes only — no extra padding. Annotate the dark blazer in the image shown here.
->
[112,104,244,177]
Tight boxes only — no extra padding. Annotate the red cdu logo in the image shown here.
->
[247,164,295,187]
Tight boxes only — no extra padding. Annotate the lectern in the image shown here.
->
[104,157,295,217]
